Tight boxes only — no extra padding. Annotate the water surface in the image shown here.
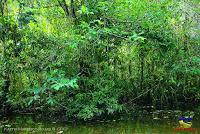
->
[1,114,199,134]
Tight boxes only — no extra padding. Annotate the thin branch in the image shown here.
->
[124,81,161,104]
[36,4,60,9]
[105,16,135,24]
[98,30,129,39]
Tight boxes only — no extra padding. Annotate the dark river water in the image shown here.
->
[0,114,199,134]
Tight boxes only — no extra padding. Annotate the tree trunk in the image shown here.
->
[140,49,144,91]
[58,0,70,17]
[70,0,76,18]
[0,0,7,16]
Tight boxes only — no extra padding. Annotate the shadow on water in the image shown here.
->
[0,113,200,134]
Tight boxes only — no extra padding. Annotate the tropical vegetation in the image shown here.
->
[0,0,199,120]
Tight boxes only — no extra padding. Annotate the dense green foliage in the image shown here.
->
[0,0,199,120]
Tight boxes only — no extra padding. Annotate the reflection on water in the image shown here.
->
[0,114,199,134]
